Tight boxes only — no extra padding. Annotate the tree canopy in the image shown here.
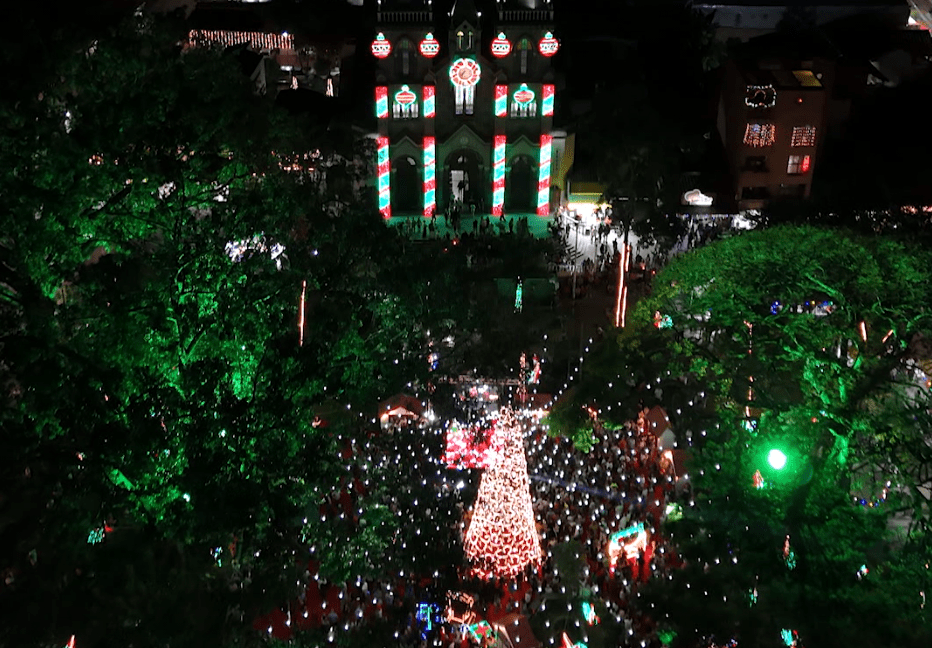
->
[0,13,491,647]
[548,226,932,647]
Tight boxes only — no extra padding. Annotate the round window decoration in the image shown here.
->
[491,32,511,58]
[449,58,481,88]
[513,83,535,104]
[371,32,392,59]
[395,85,416,105]
[745,84,776,108]
[538,32,559,57]
[419,33,440,58]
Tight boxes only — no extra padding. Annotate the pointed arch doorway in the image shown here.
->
[393,155,421,214]
[444,148,483,210]
[506,155,535,211]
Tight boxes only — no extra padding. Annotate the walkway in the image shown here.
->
[386,212,659,273]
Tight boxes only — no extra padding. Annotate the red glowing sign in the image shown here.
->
[491,32,511,58]
[801,155,811,174]
[538,32,559,57]
[371,32,392,59]
[419,33,440,58]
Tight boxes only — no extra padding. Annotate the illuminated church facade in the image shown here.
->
[371,0,567,218]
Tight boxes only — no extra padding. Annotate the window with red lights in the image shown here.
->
[787,155,811,175]
[744,123,775,147]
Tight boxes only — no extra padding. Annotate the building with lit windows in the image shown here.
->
[371,0,567,219]
[715,8,932,212]
[718,54,834,211]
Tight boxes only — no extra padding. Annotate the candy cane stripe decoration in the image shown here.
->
[537,134,552,216]
[423,136,436,218]
[377,137,391,219]
[492,135,506,217]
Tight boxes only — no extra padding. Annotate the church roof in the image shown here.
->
[449,0,480,25]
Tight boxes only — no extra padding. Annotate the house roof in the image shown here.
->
[449,0,480,25]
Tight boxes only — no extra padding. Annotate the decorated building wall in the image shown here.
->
[372,0,563,218]
[184,2,352,97]
[718,56,833,212]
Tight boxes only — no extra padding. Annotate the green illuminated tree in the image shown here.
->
[549,227,932,646]
[0,12,474,648]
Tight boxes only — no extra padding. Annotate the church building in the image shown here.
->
[371,0,567,219]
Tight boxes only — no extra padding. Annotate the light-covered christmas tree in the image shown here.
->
[463,408,542,579]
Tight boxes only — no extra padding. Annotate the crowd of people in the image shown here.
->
[455,410,684,646]
[252,402,687,648]
[253,204,724,646]
[394,211,534,241]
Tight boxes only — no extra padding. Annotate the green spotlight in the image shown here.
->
[768,449,787,470]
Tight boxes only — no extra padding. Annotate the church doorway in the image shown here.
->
[507,155,534,211]
[444,149,483,210]
[393,156,421,213]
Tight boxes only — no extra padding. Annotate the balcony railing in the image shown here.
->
[378,10,432,23]
[499,9,553,22]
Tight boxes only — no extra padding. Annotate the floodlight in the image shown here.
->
[768,449,787,470]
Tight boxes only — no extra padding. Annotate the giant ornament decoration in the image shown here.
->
[449,58,481,88]
[419,33,440,58]
[538,31,559,57]
[371,32,392,58]
[491,32,512,58]
[394,85,416,105]
[513,83,535,104]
